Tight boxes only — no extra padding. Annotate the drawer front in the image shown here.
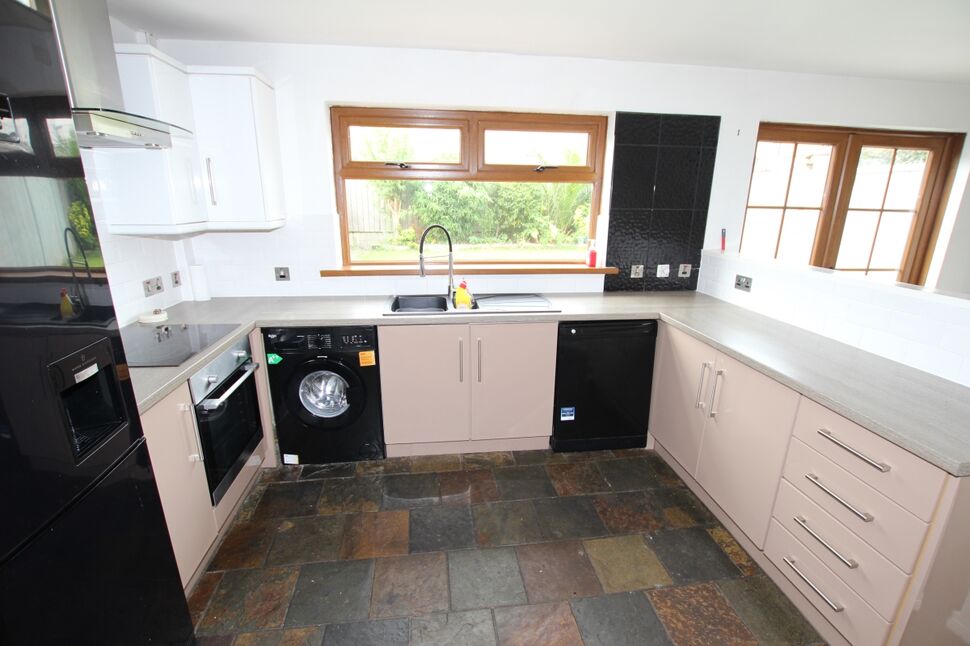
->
[773,479,908,621]
[765,520,892,646]
[793,398,944,522]
[784,439,928,573]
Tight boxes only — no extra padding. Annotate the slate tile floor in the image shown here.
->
[192,449,824,646]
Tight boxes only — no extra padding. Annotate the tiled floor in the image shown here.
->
[190,449,824,646]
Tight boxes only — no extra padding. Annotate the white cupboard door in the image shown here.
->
[251,78,286,223]
[378,325,471,444]
[648,323,717,474]
[166,136,207,225]
[695,352,799,548]
[189,74,264,223]
[140,383,217,588]
[470,322,557,440]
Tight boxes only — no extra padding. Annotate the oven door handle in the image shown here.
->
[200,362,259,411]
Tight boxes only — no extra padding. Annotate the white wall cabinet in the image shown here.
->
[649,323,798,548]
[378,322,557,445]
[115,44,195,132]
[188,67,286,231]
[140,382,217,588]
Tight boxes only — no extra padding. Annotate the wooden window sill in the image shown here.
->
[320,264,619,277]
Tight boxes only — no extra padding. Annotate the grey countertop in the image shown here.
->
[128,292,970,476]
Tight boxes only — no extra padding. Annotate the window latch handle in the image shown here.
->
[534,165,559,172]
[384,161,411,169]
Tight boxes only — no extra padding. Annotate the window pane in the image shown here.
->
[776,209,820,264]
[483,130,589,166]
[748,142,794,206]
[740,208,782,259]
[348,126,461,163]
[835,210,879,269]
[870,210,914,269]
[345,179,591,262]
[848,147,893,209]
[786,144,832,208]
[46,118,79,157]
[884,149,929,210]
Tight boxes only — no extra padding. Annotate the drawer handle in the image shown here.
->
[694,361,712,409]
[805,473,874,523]
[783,557,845,613]
[794,516,858,569]
[817,428,890,473]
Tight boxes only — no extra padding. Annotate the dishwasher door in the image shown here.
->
[551,320,657,452]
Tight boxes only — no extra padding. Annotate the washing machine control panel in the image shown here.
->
[265,327,376,352]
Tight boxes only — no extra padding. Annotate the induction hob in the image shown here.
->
[120,323,239,367]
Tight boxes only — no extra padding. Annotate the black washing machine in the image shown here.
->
[263,326,385,464]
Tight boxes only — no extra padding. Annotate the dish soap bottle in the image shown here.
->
[59,288,75,320]
[454,280,473,309]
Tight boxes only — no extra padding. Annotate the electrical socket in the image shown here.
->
[275,266,290,281]
[142,276,164,297]
[678,264,692,278]
[656,264,670,278]
[171,270,182,287]
[630,264,644,278]
[735,274,753,292]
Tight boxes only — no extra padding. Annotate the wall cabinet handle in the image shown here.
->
[783,557,844,613]
[694,361,712,409]
[458,338,463,383]
[707,368,725,419]
[178,402,204,462]
[817,428,890,472]
[205,157,217,206]
[477,338,482,383]
[793,516,858,569]
[805,473,874,522]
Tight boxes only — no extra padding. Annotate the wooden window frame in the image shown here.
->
[330,106,608,267]
[742,123,963,285]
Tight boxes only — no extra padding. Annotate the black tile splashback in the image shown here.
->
[605,112,719,292]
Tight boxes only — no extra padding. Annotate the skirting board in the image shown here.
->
[386,436,549,457]
[652,440,852,646]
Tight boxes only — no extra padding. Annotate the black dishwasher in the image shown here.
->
[551,320,657,452]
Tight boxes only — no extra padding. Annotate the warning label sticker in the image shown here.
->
[359,350,376,367]
[560,407,576,421]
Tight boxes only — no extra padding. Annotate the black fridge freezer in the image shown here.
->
[0,1,193,643]
[551,320,657,452]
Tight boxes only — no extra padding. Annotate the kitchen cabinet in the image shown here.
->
[140,382,217,588]
[649,323,798,548]
[187,67,286,231]
[648,323,717,472]
[378,322,557,445]
[115,44,195,132]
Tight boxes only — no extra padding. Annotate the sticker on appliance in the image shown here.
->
[359,350,376,367]
[560,407,576,421]
[282,453,300,465]
[267,353,283,365]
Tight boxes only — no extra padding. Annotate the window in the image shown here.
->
[740,124,963,285]
[330,107,607,265]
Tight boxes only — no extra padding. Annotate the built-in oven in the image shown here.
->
[189,337,263,506]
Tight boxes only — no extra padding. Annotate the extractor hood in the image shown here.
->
[48,0,184,149]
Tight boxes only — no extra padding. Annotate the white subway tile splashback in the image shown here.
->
[697,250,970,387]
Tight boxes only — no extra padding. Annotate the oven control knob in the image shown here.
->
[233,351,249,359]
[206,375,219,385]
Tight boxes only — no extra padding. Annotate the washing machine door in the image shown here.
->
[286,358,365,429]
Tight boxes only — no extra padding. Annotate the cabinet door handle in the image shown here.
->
[817,428,890,472]
[805,473,874,522]
[205,157,217,206]
[793,516,858,569]
[458,338,464,383]
[707,368,725,419]
[477,338,482,383]
[178,402,204,462]
[783,557,844,613]
[694,361,712,409]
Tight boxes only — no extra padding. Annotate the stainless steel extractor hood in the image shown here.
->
[48,0,182,149]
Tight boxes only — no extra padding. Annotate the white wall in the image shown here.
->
[150,39,970,298]
[697,250,970,387]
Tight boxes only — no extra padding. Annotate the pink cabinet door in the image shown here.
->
[695,352,799,549]
[648,323,717,474]
[378,324,471,444]
[141,382,218,588]
[470,322,557,440]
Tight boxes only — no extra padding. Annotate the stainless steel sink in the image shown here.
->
[384,293,557,316]
[388,295,452,313]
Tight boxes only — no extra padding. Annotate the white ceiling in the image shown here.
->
[107,0,970,83]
